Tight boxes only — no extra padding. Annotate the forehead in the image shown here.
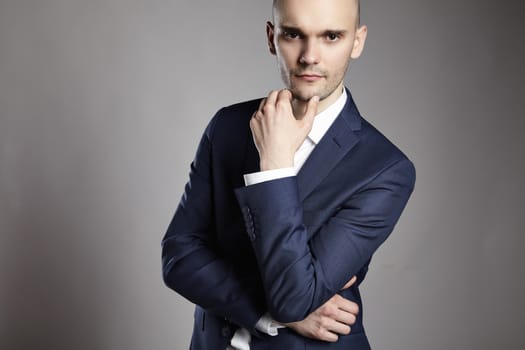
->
[273,0,358,30]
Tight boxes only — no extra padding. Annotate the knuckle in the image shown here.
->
[262,104,273,114]
[276,97,288,106]
[321,309,333,318]
[326,307,337,318]
[267,90,278,99]
[319,317,329,328]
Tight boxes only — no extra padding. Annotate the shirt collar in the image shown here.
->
[308,88,347,145]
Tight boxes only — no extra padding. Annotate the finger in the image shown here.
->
[250,115,258,128]
[330,321,351,336]
[258,98,266,111]
[322,317,351,336]
[317,328,339,342]
[334,309,357,326]
[265,90,279,108]
[341,275,357,290]
[275,90,293,114]
[249,113,260,135]
[303,95,319,121]
[277,89,293,103]
[336,297,359,316]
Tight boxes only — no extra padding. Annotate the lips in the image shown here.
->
[296,73,323,82]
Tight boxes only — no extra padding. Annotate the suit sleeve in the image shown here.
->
[234,158,415,323]
[161,113,264,333]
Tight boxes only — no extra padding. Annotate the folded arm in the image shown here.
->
[161,116,264,332]
[235,158,415,323]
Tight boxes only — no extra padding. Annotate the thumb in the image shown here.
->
[341,276,357,290]
[303,95,319,123]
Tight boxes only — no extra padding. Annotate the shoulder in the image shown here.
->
[359,117,408,159]
[341,90,413,173]
[219,98,262,116]
[204,98,262,141]
[354,115,416,185]
[213,98,261,126]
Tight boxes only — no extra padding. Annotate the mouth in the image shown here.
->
[295,73,324,82]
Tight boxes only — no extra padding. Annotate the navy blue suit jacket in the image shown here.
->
[162,90,415,349]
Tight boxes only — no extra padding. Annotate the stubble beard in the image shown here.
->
[282,64,349,103]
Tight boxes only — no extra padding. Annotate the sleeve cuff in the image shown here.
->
[255,313,286,336]
[243,167,296,186]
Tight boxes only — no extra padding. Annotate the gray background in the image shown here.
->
[1,0,524,349]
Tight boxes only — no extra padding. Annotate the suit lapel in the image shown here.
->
[240,91,362,201]
[296,91,362,201]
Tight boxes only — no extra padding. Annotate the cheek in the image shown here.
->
[326,48,353,70]
[276,52,296,72]
[277,43,300,63]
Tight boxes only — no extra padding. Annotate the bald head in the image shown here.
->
[266,0,368,106]
[272,0,360,26]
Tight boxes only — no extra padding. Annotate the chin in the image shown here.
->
[289,87,319,102]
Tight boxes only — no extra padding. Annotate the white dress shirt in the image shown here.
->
[228,88,348,350]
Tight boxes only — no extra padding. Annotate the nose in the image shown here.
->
[299,39,320,65]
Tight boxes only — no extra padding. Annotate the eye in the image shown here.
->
[283,31,300,40]
[326,33,340,41]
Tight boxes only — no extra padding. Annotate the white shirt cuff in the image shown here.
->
[243,167,296,186]
[255,313,286,336]
[228,328,251,350]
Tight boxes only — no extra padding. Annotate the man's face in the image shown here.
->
[268,0,367,105]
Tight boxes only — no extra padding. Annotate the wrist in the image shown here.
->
[259,157,294,171]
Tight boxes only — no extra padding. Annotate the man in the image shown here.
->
[161,0,415,349]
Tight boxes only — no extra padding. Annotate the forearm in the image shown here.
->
[161,113,265,332]
[162,214,264,331]
[235,177,323,322]
[235,159,415,323]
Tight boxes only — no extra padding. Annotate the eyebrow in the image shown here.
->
[279,25,348,36]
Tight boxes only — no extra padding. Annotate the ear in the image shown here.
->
[266,21,277,55]
[350,25,368,59]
